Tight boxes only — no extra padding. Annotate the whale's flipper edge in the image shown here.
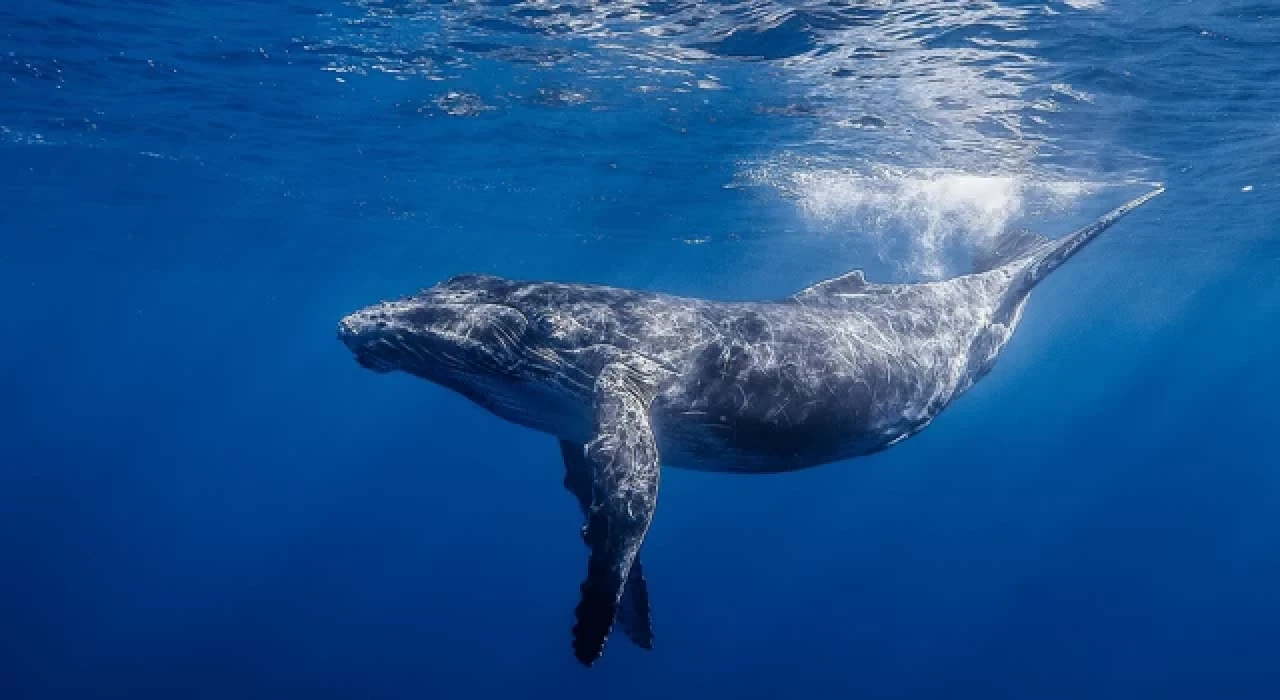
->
[619,562,654,649]
[560,439,655,651]
[572,361,664,667]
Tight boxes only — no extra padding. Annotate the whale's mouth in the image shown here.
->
[354,346,393,373]
[338,313,399,374]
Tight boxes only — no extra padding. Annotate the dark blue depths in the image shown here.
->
[1,0,1279,698]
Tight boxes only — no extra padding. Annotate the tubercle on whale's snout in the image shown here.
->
[337,309,399,373]
[336,316,358,343]
[338,310,368,334]
[336,299,537,380]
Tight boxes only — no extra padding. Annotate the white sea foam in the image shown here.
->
[716,2,1126,278]
[749,165,1097,278]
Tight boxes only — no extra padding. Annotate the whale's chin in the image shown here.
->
[353,348,393,374]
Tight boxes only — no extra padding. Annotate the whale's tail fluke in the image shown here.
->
[971,227,1053,274]
[975,186,1164,282]
[972,186,1163,323]
[1020,185,1164,291]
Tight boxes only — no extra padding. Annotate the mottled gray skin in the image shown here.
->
[350,269,1011,466]
[337,188,1161,666]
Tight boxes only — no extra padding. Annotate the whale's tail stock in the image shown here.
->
[974,185,1165,297]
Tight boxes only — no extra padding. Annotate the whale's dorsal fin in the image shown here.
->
[971,228,1051,274]
[570,360,665,667]
[791,269,869,301]
[560,439,654,652]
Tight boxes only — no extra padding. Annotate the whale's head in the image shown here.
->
[337,275,533,389]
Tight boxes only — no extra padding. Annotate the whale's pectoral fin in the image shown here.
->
[560,439,593,517]
[560,439,655,651]
[571,362,662,667]
[618,562,654,649]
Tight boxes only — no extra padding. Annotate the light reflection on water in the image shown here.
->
[312,0,1157,277]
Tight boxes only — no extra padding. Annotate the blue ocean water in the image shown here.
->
[2,0,1279,697]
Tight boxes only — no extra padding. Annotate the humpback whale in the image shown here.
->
[337,187,1162,666]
